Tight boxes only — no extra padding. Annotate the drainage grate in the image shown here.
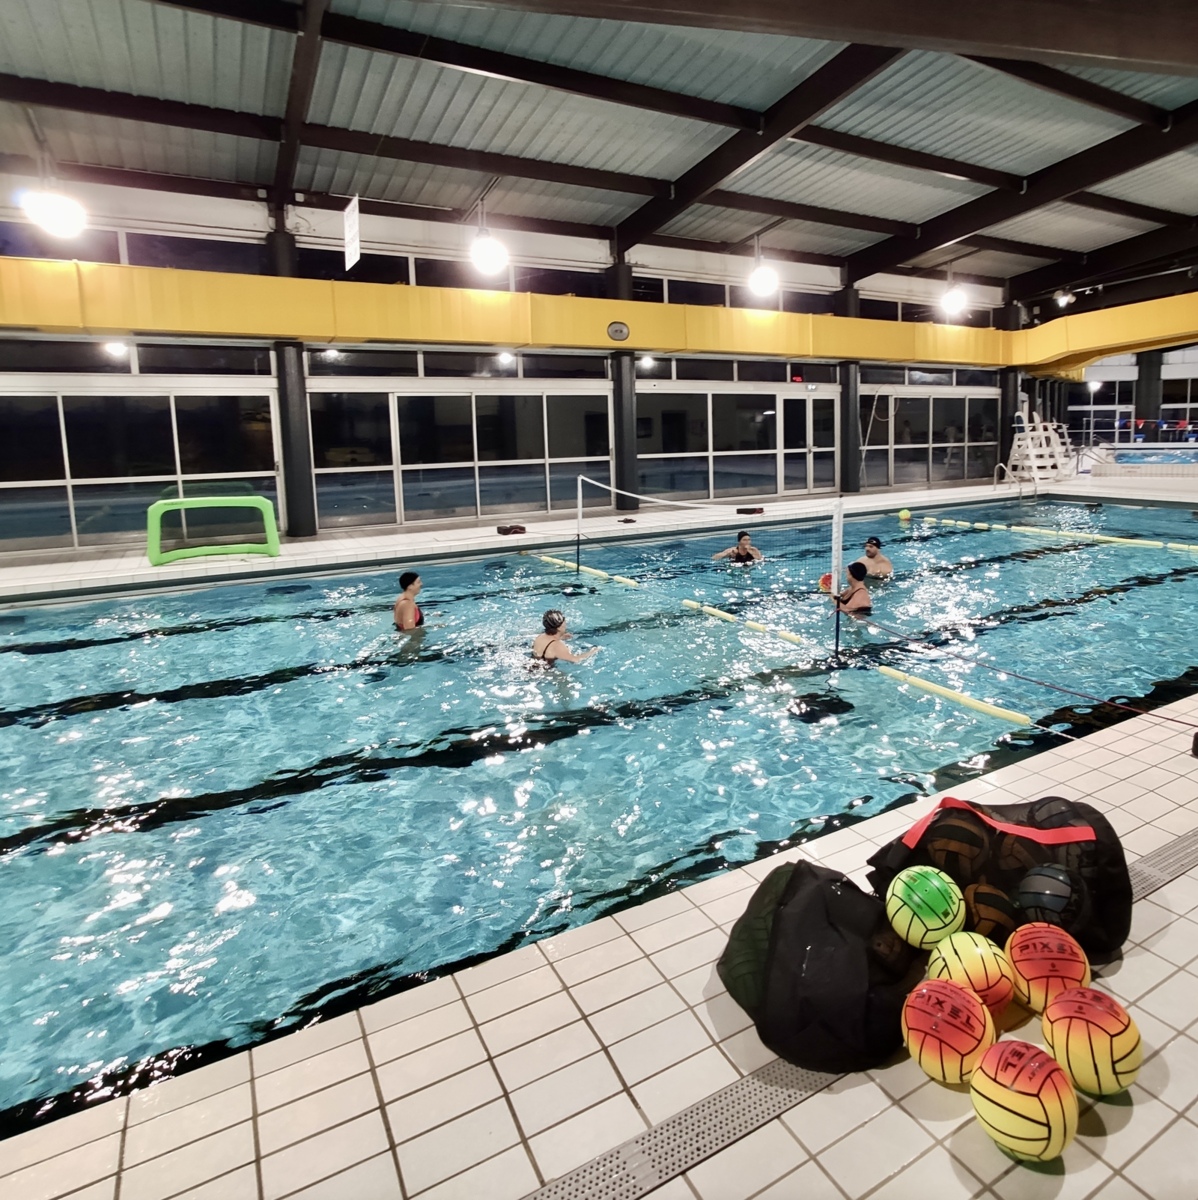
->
[526,829,1198,1200]
[526,1060,836,1200]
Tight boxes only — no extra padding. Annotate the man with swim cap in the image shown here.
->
[853,537,893,577]
[712,530,763,564]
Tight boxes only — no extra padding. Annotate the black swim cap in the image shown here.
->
[737,530,751,541]
[399,571,420,589]
[543,609,566,632]
[865,537,882,548]
[848,562,868,581]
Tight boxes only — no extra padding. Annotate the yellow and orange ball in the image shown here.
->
[902,978,996,1085]
[927,931,1016,1017]
[1042,986,1142,1096]
[1005,923,1091,1013]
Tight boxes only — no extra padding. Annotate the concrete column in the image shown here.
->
[995,303,1024,467]
[610,351,639,510]
[1136,350,1164,425]
[267,207,298,277]
[274,340,317,537]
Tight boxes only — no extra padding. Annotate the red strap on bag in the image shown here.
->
[901,796,1095,849]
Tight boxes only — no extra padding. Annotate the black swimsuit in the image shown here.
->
[730,549,756,564]
[531,638,561,668]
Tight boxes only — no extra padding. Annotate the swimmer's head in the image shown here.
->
[542,609,566,633]
[737,530,751,544]
[847,562,868,582]
[399,571,421,593]
[864,537,882,557]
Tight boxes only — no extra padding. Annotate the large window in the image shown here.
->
[0,389,279,549]
[636,387,836,500]
[309,389,613,526]
[857,388,1001,489]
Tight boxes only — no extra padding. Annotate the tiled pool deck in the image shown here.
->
[2,475,1198,1199]
[2,696,1197,1200]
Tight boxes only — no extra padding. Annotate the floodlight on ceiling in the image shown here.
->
[320,348,342,361]
[102,341,129,359]
[940,285,969,317]
[747,235,779,297]
[1054,290,1076,309]
[497,351,515,365]
[639,355,655,369]
[1087,380,1103,393]
[469,196,508,277]
[20,189,87,238]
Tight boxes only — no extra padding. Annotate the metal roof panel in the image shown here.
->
[1088,148,1198,217]
[1063,66,1198,110]
[309,45,732,180]
[730,140,987,224]
[819,51,1134,176]
[0,0,293,116]
[331,0,844,112]
[980,200,1159,252]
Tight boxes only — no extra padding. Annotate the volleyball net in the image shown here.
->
[570,474,843,588]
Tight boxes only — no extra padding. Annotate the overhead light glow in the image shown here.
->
[939,286,968,317]
[20,190,88,238]
[1054,289,1076,309]
[1087,380,1103,393]
[639,355,655,369]
[470,233,509,276]
[496,351,515,366]
[747,263,779,297]
[320,348,342,361]
[102,341,128,359]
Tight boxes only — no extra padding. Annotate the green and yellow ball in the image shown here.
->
[1042,986,1142,1096]
[970,1039,1078,1162]
[885,866,966,949]
[927,931,1016,1016]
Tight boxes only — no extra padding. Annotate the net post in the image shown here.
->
[576,474,583,572]
[834,604,842,665]
[831,498,845,593]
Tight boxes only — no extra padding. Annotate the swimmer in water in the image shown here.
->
[712,530,762,564]
[393,571,424,631]
[531,610,599,667]
[833,562,873,618]
[852,536,893,577]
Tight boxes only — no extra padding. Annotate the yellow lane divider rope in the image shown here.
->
[681,599,808,646]
[877,665,1033,726]
[922,516,1195,552]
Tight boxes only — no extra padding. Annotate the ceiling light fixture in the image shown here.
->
[1087,380,1103,393]
[747,236,778,297]
[1053,289,1076,309]
[638,355,655,369]
[102,341,128,358]
[469,196,508,277]
[497,351,515,365]
[320,348,342,361]
[20,189,87,239]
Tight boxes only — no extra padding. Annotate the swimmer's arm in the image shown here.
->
[750,547,763,560]
[711,548,734,560]
[550,644,599,663]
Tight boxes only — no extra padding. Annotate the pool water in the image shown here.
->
[1113,448,1198,464]
[2,499,1198,1122]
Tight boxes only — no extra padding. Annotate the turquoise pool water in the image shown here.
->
[1113,448,1198,464]
[2,499,1197,1124]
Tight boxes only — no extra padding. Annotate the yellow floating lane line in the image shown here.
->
[610,575,639,587]
[878,665,1032,726]
[701,604,739,622]
[577,565,610,579]
[683,600,806,646]
[681,599,702,610]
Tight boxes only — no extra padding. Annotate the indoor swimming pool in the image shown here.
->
[2,499,1197,1126]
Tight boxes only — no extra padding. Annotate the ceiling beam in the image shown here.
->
[616,44,902,251]
[1011,221,1198,301]
[639,234,844,268]
[1066,191,1193,228]
[408,0,1198,76]
[1062,267,1198,316]
[845,97,1198,283]
[0,73,281,141]
[151,0,298,31]
[320,12,757,131]
[965,57,1169,127]
[299,124,669,196]
[272,0,330,205]
[708,188,913,237]
[962,233,1085,263]
[795,126,1023,191]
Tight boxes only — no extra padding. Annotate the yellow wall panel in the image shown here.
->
[0,258,84,331]
[529,294,689,351]
[77,264,338,340]
[5,257,1198,374]
[333,284,532,345]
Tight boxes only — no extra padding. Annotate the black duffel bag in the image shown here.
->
[865,796,1132,960]
[718,859,925,1073]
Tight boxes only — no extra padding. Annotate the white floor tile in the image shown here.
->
[632,1047,740,1125]
[257,1073,379,1155]
[551,934,645,987]
[589,983,688,1045]
[1121,1114,1198,1197]
[359,977,460,1035]
[465,966,563,1024]
[1135,1032,1198,1112]
[260,1111,389,1200]
[988,1138,1111,1200]
[509,1052,623,1136]
[494,1021,601,1092]
[528,1094,646,1182]
[120,1124,255,1200]
[609,1010,713,1086]
[691,989,754,1041]
[1078,1085,1177,1168]
[128,1058,247,1126]
[0,1100,126,1176]
[374,1030,487,1103]
[867,1145,985,1200]
[814,1106,934,1198]
[613,892,696,933]
[395,1099,520,1196]
[537,918,623,963]
[123,1085,253,1166]
[282,1152,401,1200]
[650,930,727,980]
[685,1120,806,1200]
[252,1013,362,1076]
[0,1134,120,1200]
[631,909,718,956]
[413,1145,539,1200]
[454,943,547,996]
[752,1158,844,1200]
[478,992,581,1056]
[255,1039,372,1112]
[367,1000,473,1066]
[169,1164,258,1200]
[1139,914,1198,967]
[782,1075,893,1154]
[386,1062,502,1142]
[570,959,663,1014]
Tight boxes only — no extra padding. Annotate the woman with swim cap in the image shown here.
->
[393,571,424,631]
[531,610,599,667]
[833,562,873,618]
[712,530,763,564]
